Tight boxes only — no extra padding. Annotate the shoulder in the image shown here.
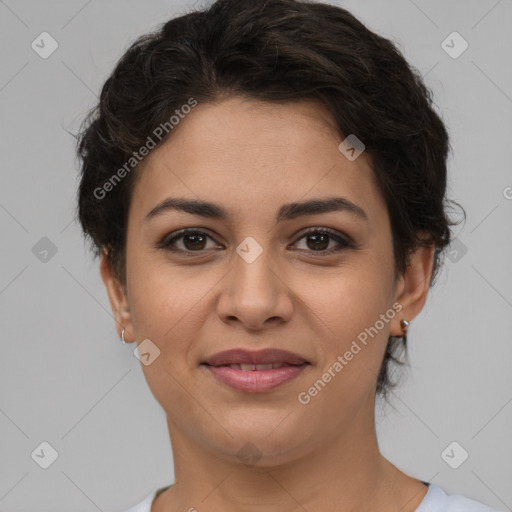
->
[121,491,156,512]
[416,483,502,512]
[121,485,171,512]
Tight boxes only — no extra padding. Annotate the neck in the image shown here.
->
[153,394,427,512]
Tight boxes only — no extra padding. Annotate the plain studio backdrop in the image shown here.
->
[0,0,511,511]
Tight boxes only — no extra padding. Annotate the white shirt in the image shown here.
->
[122,483,502,511]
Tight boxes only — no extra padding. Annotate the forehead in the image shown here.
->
[129,97,385,226]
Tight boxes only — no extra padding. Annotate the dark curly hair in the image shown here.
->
[75,0,463,399]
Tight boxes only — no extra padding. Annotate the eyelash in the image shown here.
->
[157,227,354,257]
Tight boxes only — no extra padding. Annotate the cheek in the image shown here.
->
[126,254,220,351]
[125,260,213,414]
[306,255,396,376]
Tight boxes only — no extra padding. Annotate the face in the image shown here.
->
[101,96,433,466]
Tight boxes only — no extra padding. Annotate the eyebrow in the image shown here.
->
[144,196,368,223]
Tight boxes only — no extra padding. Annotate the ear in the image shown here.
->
[99,249,134,343]
[391,235,435,337]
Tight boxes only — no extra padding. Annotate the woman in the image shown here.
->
[75,0,500,510]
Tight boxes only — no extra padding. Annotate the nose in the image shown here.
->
[216,245,294,331]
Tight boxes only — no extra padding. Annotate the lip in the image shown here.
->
[201,348,310,393]
[202,363,309,392]
[202,348,309,366]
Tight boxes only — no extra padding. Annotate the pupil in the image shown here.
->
[308,234,328,251]
[184,234,205,250]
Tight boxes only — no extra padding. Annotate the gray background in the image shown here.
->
[0,0,511,510]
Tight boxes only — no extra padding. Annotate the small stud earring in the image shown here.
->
[121,328,128,344]
[400,319,410,335]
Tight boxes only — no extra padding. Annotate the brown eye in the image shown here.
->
[180,232,208,250]
[293,228,352,253]
[159,229,219,254]
[158,227,353,257]
[305,232,330,251]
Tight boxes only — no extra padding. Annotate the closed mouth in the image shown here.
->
[201,348,310,367]
[202,362,307,371]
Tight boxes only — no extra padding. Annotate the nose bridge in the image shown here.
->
[233,236,280,307]
[217,236,292,328]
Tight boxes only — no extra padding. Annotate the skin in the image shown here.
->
[100,96,435,512]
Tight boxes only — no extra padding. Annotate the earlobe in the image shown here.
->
[99,249,134,341]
